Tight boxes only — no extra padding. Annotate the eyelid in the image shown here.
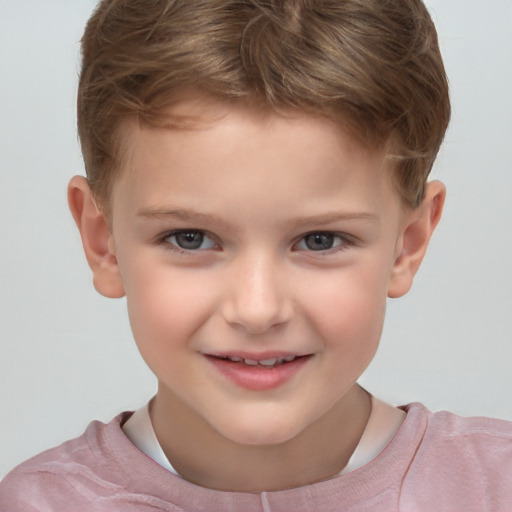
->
[159,229,220,251]
[293,231,355,253]
[156,229,355,254]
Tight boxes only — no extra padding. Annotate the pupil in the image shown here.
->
[305,233,334,251]
[176,231,204,249]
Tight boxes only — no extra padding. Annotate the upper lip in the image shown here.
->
[203,351,311,361]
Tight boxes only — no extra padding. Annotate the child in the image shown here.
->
[1,0,511,510]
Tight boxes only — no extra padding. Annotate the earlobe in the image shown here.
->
[387,181,445,298]
[67,176,125,298]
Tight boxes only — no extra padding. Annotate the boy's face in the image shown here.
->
[87,100,432,446]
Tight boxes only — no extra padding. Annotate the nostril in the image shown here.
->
[220,266,294,333]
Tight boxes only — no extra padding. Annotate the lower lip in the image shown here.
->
[205,355,311,391]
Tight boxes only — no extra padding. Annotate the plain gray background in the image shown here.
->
[1,0,511,479]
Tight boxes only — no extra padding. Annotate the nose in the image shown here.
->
[221,254,293,334]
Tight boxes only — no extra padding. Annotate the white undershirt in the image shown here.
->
[123,401,176,473]
[122,395,405,478]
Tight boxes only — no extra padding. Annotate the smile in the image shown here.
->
[204,353,312,391]
[218,355,298,368]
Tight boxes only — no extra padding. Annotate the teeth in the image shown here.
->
[222,355,299,367]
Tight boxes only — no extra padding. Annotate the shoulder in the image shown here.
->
[0,413,134,511]
[401,403,512,511]
[415,403,512,462]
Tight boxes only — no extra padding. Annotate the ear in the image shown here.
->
[387,181,445,298]
[67,176,125,298]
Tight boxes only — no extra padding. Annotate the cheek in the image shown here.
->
[302,264,389,352]
[120,261,217,355]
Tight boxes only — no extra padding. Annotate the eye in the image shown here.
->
[164,230,217,251]
[296,232,346,252]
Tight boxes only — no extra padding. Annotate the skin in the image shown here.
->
[69,99,445,492]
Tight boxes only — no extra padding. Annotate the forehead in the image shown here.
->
[111,99,400,221]
[121,94,385,159]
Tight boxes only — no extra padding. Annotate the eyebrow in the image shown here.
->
[137,207,233,229]
[137,207,378,229]
[290,211,379,229]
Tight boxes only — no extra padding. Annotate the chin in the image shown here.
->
[215,415,305,447]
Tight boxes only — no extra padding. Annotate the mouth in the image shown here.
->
[212,354,305,368]
[204,353,312,391]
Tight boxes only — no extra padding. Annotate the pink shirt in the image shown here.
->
[1,403,511,511]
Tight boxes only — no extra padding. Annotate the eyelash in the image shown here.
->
[294,231,354,254]
[158,230,219,254]
[157,230,355,255]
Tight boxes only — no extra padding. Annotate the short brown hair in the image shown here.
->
[78,0,450,209]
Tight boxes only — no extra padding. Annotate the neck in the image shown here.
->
[151,384,371,492]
